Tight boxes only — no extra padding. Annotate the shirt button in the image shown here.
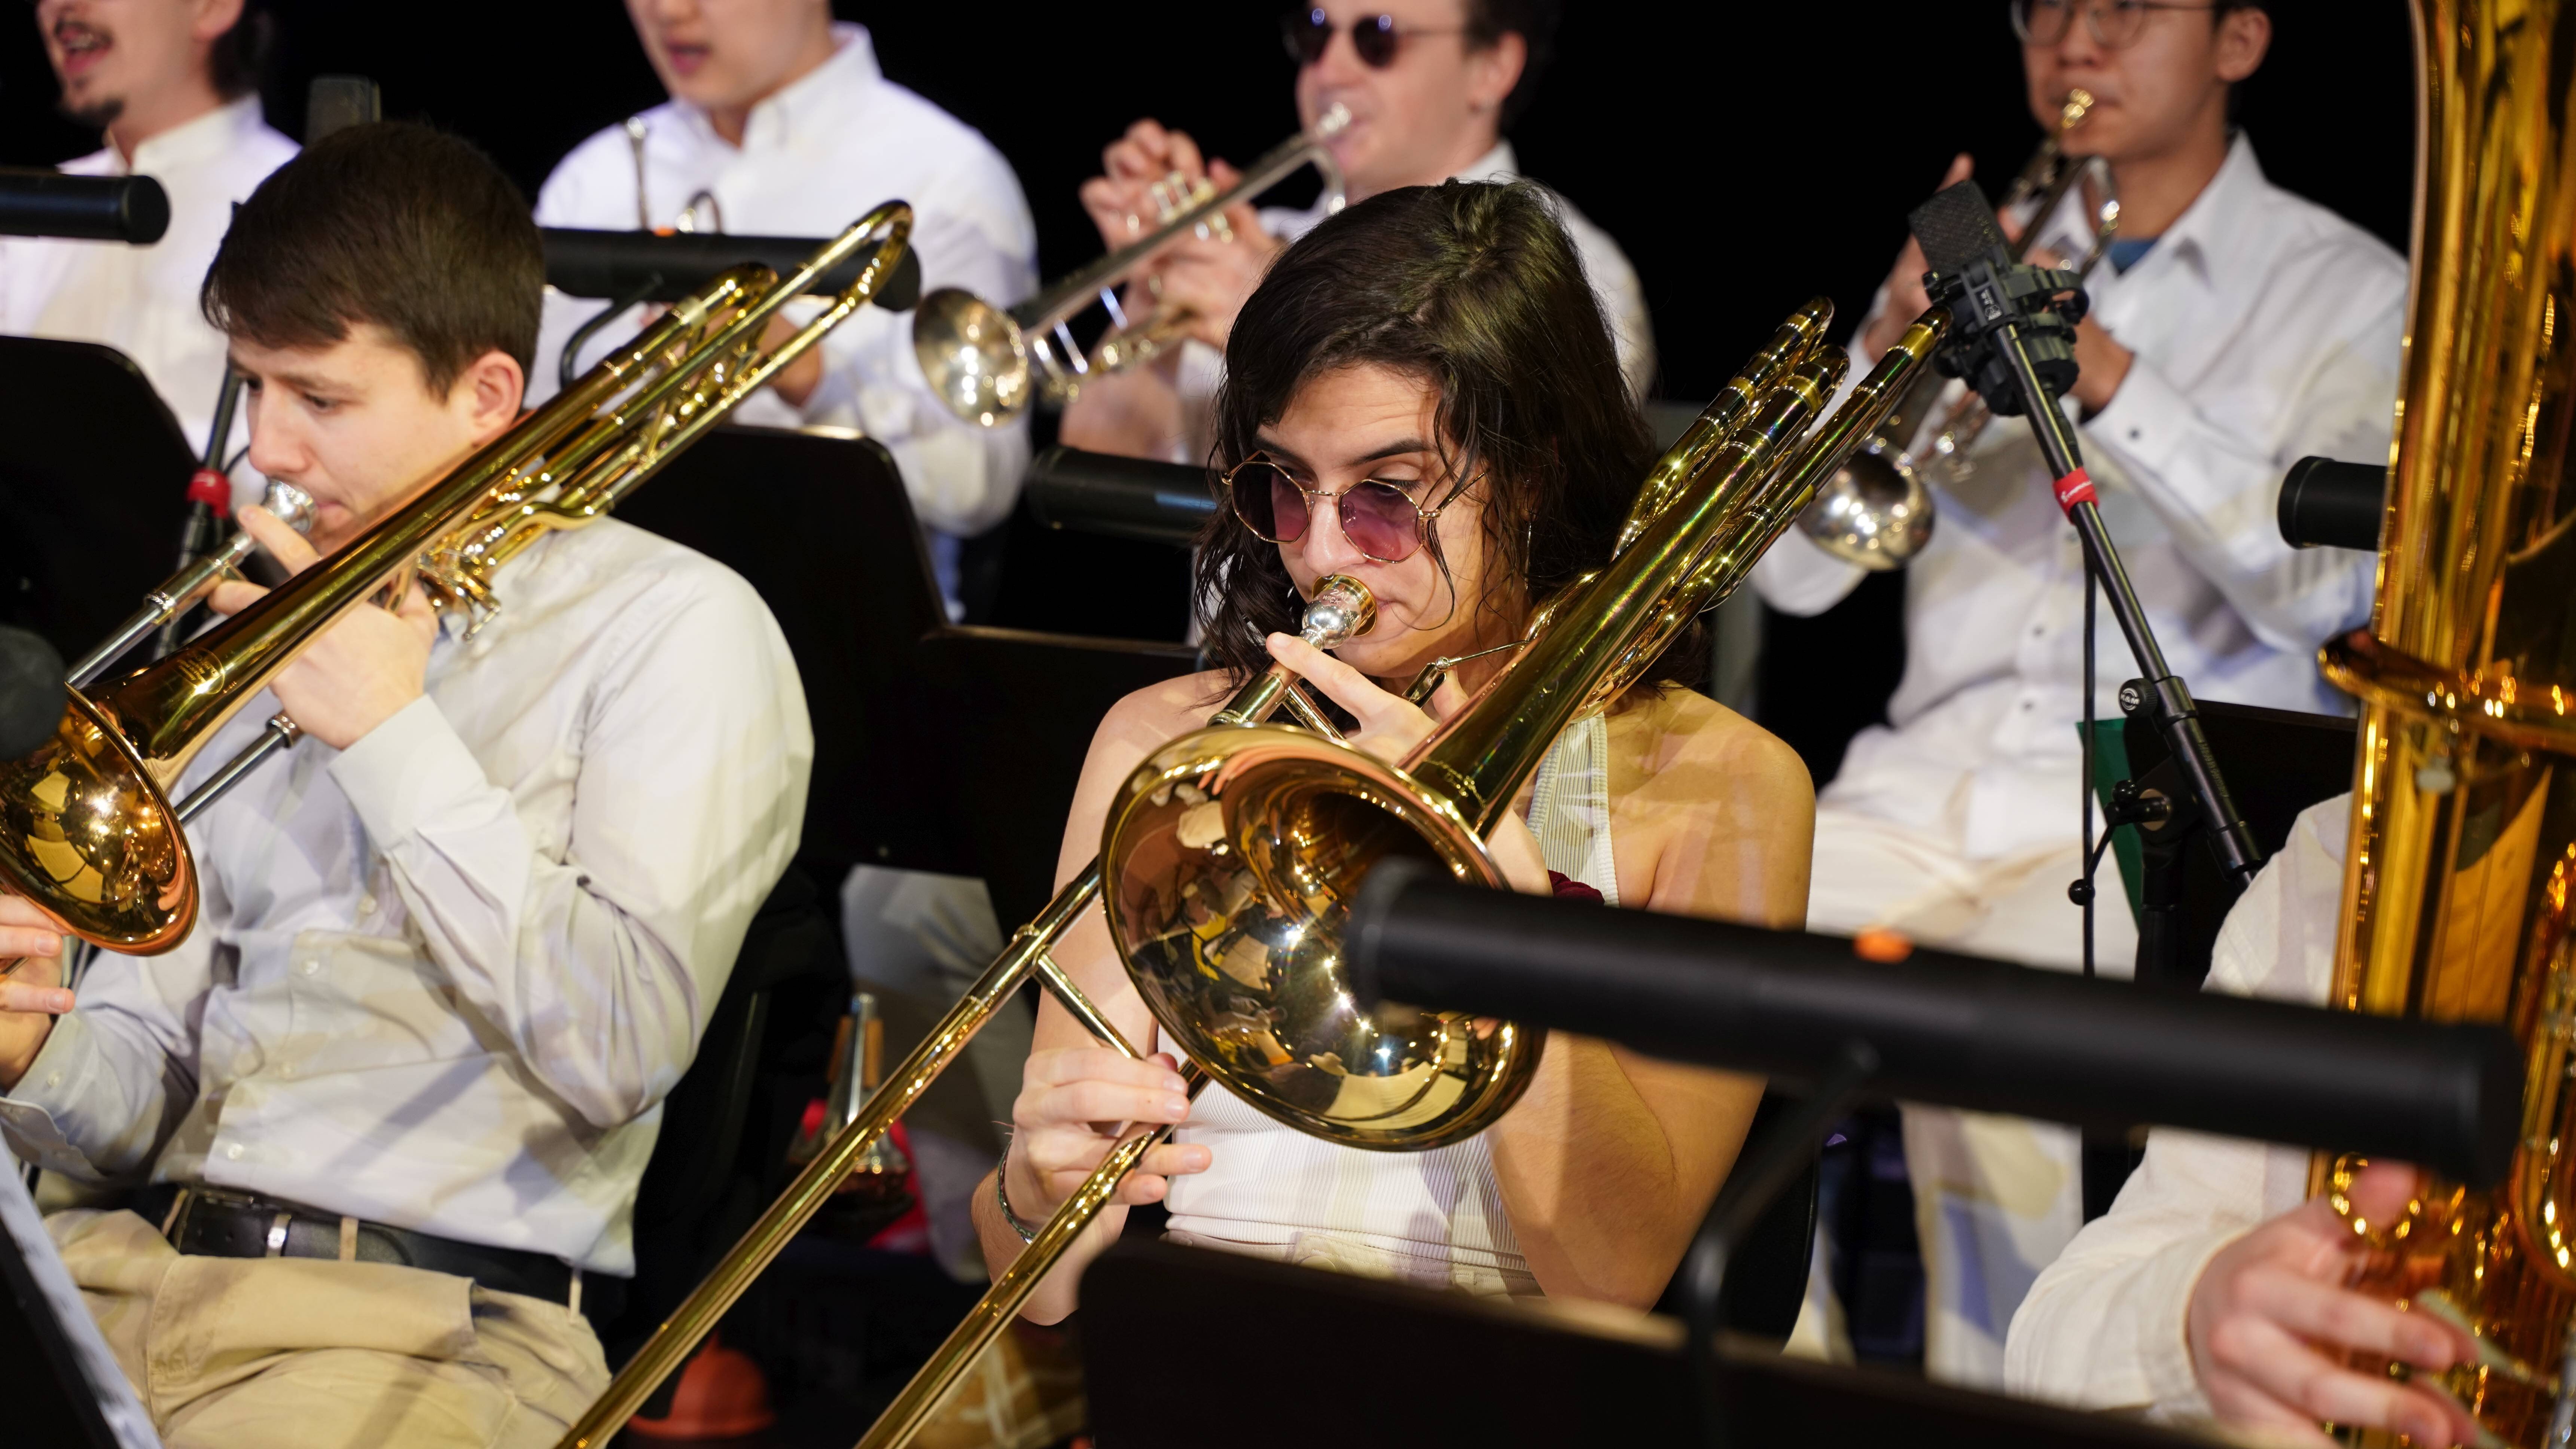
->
[299,960,320,977]
[357,895,376,916]
[223,1142,244,1161]
[45,1072,61,1089]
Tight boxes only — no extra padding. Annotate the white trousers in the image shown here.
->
[1805,803,2137,1388]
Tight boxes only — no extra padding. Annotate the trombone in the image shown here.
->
[553,570,1381,1448]
[1796,88,2120,569]
[557,292,1952,1449]
[911,104,1351,426]
[0,204,916,952]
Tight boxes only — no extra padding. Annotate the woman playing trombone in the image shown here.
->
[977,179,1814,1316]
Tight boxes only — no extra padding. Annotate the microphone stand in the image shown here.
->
[1920,197,2263,891]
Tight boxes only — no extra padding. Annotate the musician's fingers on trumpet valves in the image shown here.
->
[2184,1160,2479,1448]
[1079,119,1277,353]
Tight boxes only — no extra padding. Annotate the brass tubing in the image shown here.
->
[557,576,1377,1448]
[852,1068,1211,1449]
[553,860,1103,1449]
[1616,297,1833,554]
[1406,351,1839,836]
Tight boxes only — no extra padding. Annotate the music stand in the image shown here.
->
[609,425,1198,919]
[2122,698,2357,992]
[0,339,196,677]
[1081,1237,2203,1449]
[0,1168,162,1448]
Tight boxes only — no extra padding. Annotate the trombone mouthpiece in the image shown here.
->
[1314,102,1353,141]
[263,481,317,535]
[1300,574,1376,647]
[2060,89,2095,131]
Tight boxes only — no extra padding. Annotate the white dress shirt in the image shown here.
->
[2002,792,2345,1423]
[0,521,813,1275]
[0,97,296,491]
[1754,136,2399,860]
[1156,140,1657,465]
[534,24,1037,563]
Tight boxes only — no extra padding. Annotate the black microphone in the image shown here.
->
[0,170,169,243]
[1912,180,2264,888]
[0,627,67,759]
[1349,865,2522,1184]
[2278,456,2386,551]
[1025,445,1217,546]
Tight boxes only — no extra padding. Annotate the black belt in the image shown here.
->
[133,1184,622,1323]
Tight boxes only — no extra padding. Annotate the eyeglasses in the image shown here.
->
[1222,453,1470,564]
[1280,8,1466,69]
[2010,0,2217,49]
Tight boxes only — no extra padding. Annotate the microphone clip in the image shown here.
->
[1922,257,2089,418]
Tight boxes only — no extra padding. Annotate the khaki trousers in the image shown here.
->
[48,1208,610,1449]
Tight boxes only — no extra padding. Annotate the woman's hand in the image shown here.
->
[2185,1161,2481,1447]
[1006,1047,1208,1221]
[1266,634,1552,894]
[0,892,75,1090]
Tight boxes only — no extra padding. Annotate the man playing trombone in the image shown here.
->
[1058,0,1652,465]
[1749,0,2402,1389]
[0,123,811,1448]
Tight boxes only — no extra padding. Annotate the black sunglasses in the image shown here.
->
[1280,8,1466,69]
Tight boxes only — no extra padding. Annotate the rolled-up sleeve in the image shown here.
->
[326,566,812,1131]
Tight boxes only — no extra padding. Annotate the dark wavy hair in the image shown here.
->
[1195,179,1695,699]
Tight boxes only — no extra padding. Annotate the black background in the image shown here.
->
[0,1,2420,776]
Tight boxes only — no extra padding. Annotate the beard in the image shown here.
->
[60,94,124,130]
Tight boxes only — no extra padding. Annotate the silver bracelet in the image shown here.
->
[994,1135,1042,1244]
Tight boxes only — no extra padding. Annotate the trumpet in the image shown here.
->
[911,104,1351,426]
[553,570,1381,1449]
[1797,89,2120,569]
[0,204,915,952]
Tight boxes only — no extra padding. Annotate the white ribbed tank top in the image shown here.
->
[1159,714,1618,1297]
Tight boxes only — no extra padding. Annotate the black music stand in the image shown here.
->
[2121,698,2357,992]
[1,1168,161,1448]
[1082,1237,2204,1449]
[0,338,196,676]
[609,426,1198,907]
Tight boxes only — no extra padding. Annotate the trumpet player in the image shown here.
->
[0,123,810,1448]
[1749,0,2404,1388]
[2004,794,2484,1448]
[534,0,1037,612]
[1058,0,1652,466]
[0,0,295,481]
[979,180,1810,1316]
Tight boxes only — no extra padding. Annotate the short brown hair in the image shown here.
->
[202,121,541,393]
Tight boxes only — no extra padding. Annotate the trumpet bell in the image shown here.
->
[910,286,1033,427]
[1799,436,1933,569]
[0,688,192,950]
[1100,723,1542,1149]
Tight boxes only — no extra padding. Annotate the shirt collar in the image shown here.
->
[676,21,880,153]
[121,94,268,176]
[1452,140,1519,184]
[2043,131,2266,306]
